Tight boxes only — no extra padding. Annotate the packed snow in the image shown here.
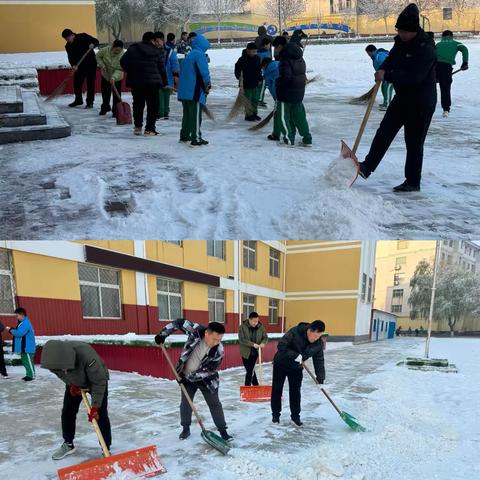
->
[0,41,479,239]
[1,337,478,480]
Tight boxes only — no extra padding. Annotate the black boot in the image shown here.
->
[268,134,279,141]
[291,417,303,427]
[393,181,420,193]
[220,430,233,442]
[85,104,94,109]
[358,162,371,179]
[68,100,83,108]
[99,105,111,116]
[272,414,280,424]
[179,426,191,440]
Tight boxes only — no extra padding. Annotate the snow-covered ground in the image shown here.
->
[1,337,478,480]
[1,41,479,239]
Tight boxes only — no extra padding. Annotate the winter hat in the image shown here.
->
[258,25,267,36]
[40,340,76,370]
[246,42,257,50]
[395,3,420,32]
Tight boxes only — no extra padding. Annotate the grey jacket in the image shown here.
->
[40,340,109,408]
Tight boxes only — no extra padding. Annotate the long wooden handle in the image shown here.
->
[74,45,94,70]
[81,390,111,457]
[258,346,264,385]
[352,80,382,154]
[302,362,342,416]
[160,344,206,432]
[111,83,122,101]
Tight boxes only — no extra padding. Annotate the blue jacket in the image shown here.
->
[257,47,272,61]
[263,60,279,100]
[372,48,389,71]
[165,45,180,88]
[10,316,36,354]
[177,34,211,105]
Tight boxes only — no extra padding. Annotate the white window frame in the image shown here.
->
[269,248,280,278]
[0,249,16,315]
[391,305,402,313]
[207,241,225,260]
[79,265,121,319]
[243,294,256,320]
[392,289,404,300]
[243,241,257,270]
[269,298,279,325]
[208,287,226,323]
[361,273,367,302]
[367,277,373,303]
[157,277,183,321]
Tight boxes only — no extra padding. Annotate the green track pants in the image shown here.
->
[21,352,35,379]
[180,100,203,142]
[244,86,260,117]
[275,101,312,145]
[381,81,394,107]
[159,88,172,118]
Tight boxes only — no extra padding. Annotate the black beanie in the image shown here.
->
[246,42,257,50]
[395,3,420,32]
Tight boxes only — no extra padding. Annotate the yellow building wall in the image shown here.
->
[0,3,97,53]
[241,242,284,291]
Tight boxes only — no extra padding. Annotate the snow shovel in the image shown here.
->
[57,390,166,480]
[302,362,366,432]
[240,346,272,402]
[340,80,381,187]
[160,344,230,455]
[45,46,94,102]
[111,83,132,125]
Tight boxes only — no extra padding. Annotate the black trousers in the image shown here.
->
[61,384,112,448]
[364,95,435,186]
[100,77,122,114]
[242,350,259,386]
[73,67,97,105]
[0,339,7,376]
[271,364,303,419]
[131,85,160,131]
[436,62,453,112]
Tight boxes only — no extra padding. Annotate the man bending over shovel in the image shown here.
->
[40,340,111,460]
[155,319,233,442]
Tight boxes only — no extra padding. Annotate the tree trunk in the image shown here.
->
[384,17,388,35]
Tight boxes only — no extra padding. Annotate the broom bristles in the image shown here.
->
[203,105,215,121]
[44,73,73,102]
[349,86,375,105]
[248,109,274,131]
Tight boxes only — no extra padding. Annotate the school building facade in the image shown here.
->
[0,240,375,342]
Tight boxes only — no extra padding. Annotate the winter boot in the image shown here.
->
[245,115,256,122]
[291,417,303,427]
[68,100,83,108]
[298,140,312,148]
[52,442,76,460]
[99,105,111,116]
[220,430,233,442]
[190,139,209,146]
[393,181,420,193]
[272,415,280,424]
[358,162,371,180]
[254,115,261,121]
[443,110,449,118]
[179,426,191,440]
[134,127,142,136]
[22,376,34,382]
[268,134,280,141]
[144,130,159,137]
[85,104,94,109]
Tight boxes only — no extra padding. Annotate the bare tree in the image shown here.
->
[413,0,441,14]
[358,0,403,34]
[264,0,308,32]
[167,0,200,31]
[96,0,139,40]
[448,0,480,28]
[143,0,175,31]
[205,0,248,43]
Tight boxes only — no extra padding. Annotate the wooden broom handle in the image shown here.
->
[257,345,264,385]
[111,83,122,101]
[73,45,94,71]
[160,344,207,433]
[81,390,111,457]
[352,80,382,155]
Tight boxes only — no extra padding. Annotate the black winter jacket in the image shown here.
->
[273,323,325,382]
[276,42,307,103]
[120,42,167,88]
[65,33,99,70]
[235,53,262,90]
[380,29,436,106]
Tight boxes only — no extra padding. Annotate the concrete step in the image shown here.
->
[0,100,71,144]
[0,91,46,127]
[0,86,23,113]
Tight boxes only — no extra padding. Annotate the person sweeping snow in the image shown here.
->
[261,57,281,141]
[271,320,326,426]
[365,44,394,110]
[154,319,233,442]
[257,38,273,107]
[436,30,469,118]
[41,340,112,461]
[358,3,436,192]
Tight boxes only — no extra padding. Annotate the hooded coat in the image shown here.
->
[9,316,35,354]
[276,42,307,104]
[177,35,211,105]
[40,340,109,408]
[371,48,389,71]
[263,60,280,100]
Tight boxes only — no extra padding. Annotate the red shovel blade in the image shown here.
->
[340,140,360,187]
[57,445,166,480]
[240,385,273,402]
[116,102,132,125]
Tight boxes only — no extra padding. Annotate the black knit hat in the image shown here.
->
[395,3,420,32]
[246,42,257,50]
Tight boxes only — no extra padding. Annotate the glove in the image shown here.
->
[69,385,82,397]
[154,334,165,345]
[294,354,302,364]
[176,375,187,385]
[461,62,468,71]
[88,407,99,423]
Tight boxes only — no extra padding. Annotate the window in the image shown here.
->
[207,241,225,260]
[0,249,15,314]
[443,7,452,20]
[243,294,256,320]
[367,277,373,303]
[269,248,280,278]
[373,319,377,332]
[78,264,121,318]
[243,241,256,270]
[392,289,404,299]
[361,273,367,301]
[397,241,408,250]
[395,257,406,266]
[165,241,182,246]
[269,299,279,325]
[391,305,402,313]
[157,278,182,321]
[208,287,225,323]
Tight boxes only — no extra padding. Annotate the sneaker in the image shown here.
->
[254,115,261,121]
[190,139,209,146]
[358,162,371,180]
[99,106,111,116]
[379,104,388,111]
[179,138,190,143]
[272,415,280,424]
[245,115,256,122]
[267,134,280,141]
[291,417,303,427]
[85,104,94,109]
[179,426,191,440]
[278,138,295,148]
[220,430,233,442]
[298,140,313,148]
[1,374,9,379]
[259,101,267,108]
[22,376,34,382]
[144,130,159,136]
[134,127,142,136]
[393,181,420,193]
[68,101,83,108]
[162,116,169,120]
[52,442,76,461]
[443,110,449,118]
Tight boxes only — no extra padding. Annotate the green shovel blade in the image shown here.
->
[340,411,366,432]
[201,430,231,455]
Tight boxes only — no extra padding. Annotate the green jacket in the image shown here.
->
[239,320,268,359]
[436,38,469,65]
[40,340,109,408]
[96,45,125,82]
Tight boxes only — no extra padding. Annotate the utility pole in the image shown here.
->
[278,0,282,34]
[425,241,441,359]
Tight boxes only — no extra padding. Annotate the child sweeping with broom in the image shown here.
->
[261,57,281,141]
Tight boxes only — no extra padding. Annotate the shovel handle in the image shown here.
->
[302,362,343,416]
[257,345,264,385]
[160,344,207,433]
[452,69,461,75]
[111,83,122,101]
[352,80,382,155]
[80,390,111,457]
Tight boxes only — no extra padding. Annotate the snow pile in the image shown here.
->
[323,154,357,187]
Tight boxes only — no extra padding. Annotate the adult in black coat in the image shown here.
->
[61,29,99,108]
[271,320,326,426]
[120,32,168,136]
[255,25,273,50]
[359,3,437,192]
[290,29,308,49]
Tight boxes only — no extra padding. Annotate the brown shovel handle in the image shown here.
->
[80,390,111,457]
[160,344,207,433]
[73,45,95,72]
[302,362,342,416]
[352,80,382,155]
[111,83,122,101]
